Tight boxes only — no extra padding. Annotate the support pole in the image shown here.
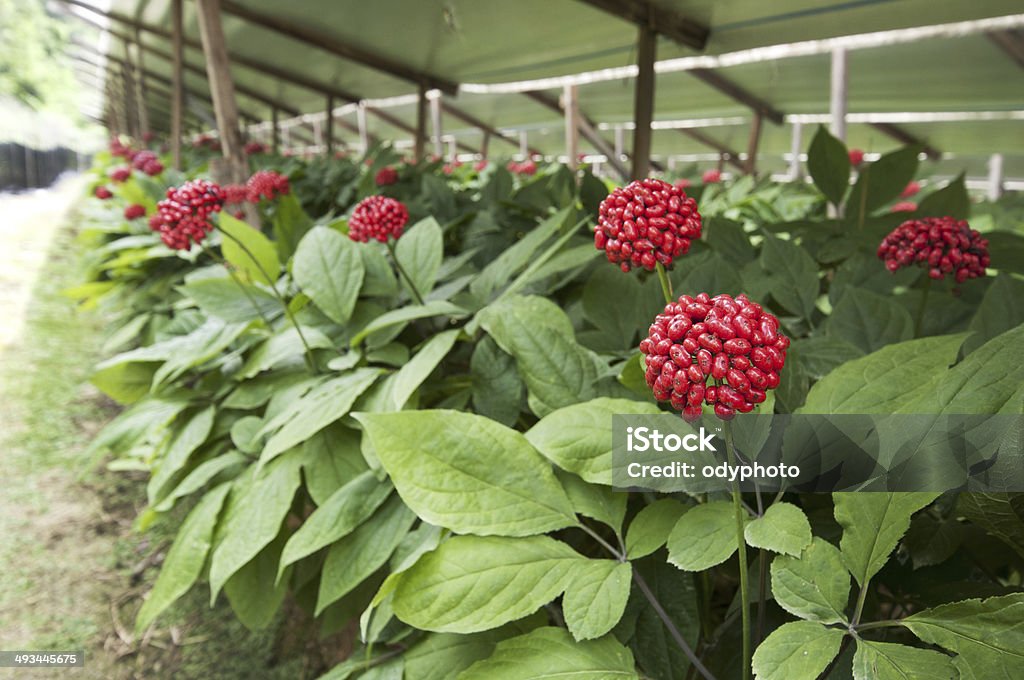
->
[614,125,625,160]
[196,0,246,183]
[632,25,656,180]
[271,107,279,154]
[830,48,848,142]
[414,83,427,162]
[788,122,803,180]
[120,51,138,138]
[988,153,1004,201]
[171,0,184,169]
[563,84,579,169]
[133,28,150,136]
[744,112,763,176]
[325,96,334,156]
[480,130,490,158]
[519,130,528,158]
[357,103,369,155]
[430,93,443,158]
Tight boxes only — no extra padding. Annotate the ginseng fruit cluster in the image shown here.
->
[348,195,409,243]
[878,216,989,283]
[640,293,789,421]
[153,179,225,250]
[246,170,290,202]
[595,178,702,272]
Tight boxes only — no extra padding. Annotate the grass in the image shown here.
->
[0,201,315,679]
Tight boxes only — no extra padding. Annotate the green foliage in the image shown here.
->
[75,143,1024,679]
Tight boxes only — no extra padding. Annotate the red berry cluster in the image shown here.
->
[878,216,989,283]
[848,149,865,166]
[95,186,113,200]
[110,167,131,183]
[640,293,789,421]
[595,178,702,273]
[131,150,164,176]
[154,179,225,250]
[890,202,917,213]
[443,161,463,175]
[474,160,488,172]
[110,138,132,159]
[246,170,290,202]
[900,181,920,198]
[244,141,266,155]
[375,167,399,186]
[507,160,537,175]
[124,204,146,220]
[222,183,249,205]
[702,169,722,184]
[674,178,692,189]
[348,195,409,243]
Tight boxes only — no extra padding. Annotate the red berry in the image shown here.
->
[348,195,409,243]
[375,166,399,186]
[154,179,225,250]
[246,170,290,202]
[94,186,113,200]
[123,203,146,220]
[878,216,987,283]
[848,149,865,166]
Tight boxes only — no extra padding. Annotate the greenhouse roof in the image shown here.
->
[67,0,1024,178]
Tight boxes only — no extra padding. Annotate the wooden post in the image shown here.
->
[133,27,150,136]
[171,0,184,169]
[195,0,246,183]
[744,112,763,175]
[271,107,279,154]
[519,130,528,158]
[988,153,1004,201]
[830,48,848,141]
[480,130,490,158]
[430,94,443,157]
[614,125,625,160]
[563,84,579,169]
[632,25,656,180]
[788,122,803,180]
[414,83,428,161]
[120,49,139,138]
[325,96,334,156]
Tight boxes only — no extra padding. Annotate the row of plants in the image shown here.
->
[70,128,1024,679]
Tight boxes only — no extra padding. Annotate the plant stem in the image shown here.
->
[386,239,425,305]
[200,243,273,327]
[656,262,674,304]
[577,521,625,561]
[756,548,767,646]
[913,276,932,339]
[218,230,318,373]
[854,618,903,633]
[723,420,752,680]
[632,570,718,680]
[851,580,871,627]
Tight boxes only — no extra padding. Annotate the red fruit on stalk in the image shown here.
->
[474,160,488,172]
[702,169,721,184]
[123,204,146,220]
[246,170,290,202]
[595,178,702,273]
[94,186,113,199]
[131,150,163,176]
[222,184,249,205]
[154,179,225,250]
[375,166,399,186]
[877,216,989,284]
[674,178,692,189]
[639,293,789,421]
[348,195,409,243]
[848,149,865,166]
[901,181,921,198]
[244,141,266,155]
[110,167,131,183]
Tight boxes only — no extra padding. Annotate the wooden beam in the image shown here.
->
[689,69,784,125]
[988,30,1024,70]
[632,25,656,180]
[325,96,334,156]
[575,0,708,50]
[133,27,150,134]
[218,0,458,94]
[523,91,631,179]
[439,101,543,156]
[171,0,183,168]
[678,128,745,171]
[271,107,279,154]
[195,0,246,183]
[868,122,941,160]
[430,94,443,157]
[414,84,428,161]
[744,112,763,175]
[563,84,579,168]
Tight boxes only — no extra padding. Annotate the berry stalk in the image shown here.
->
[723,420,752,680]
[913,276,932,339]
[386,240,425,305]
[655,262,674,304]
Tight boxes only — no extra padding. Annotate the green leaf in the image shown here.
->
[626,499,689,559]
[917,173,969,220]
[759,233,820,319]
[223,532,289,630]
[956,492,1024,560]
[798,334,965,414]
[350,300,467,347]
[770,537,850,624]
[239,325,333,378]
[903,514,966,569]
[403,623,541,680]
[471,336,523,427]
[270,193,313,260]
[667,501,739,571]
[359,242,400,297]
[470,208,571,300]
[582,266,663,348]
[293,226,365,324]
[526,398,662,485]
[91,361,157,404]
[355,410,576,537]
[807,126,851,206]
[834,492,938,586]
[964,275,1024,355]
[826,288,913,354]
[396,217,443,297]
[208,453,305,599]
[558,471,627,533]
[258,368,380,465]
[316,494,415,614]
[135,483,230,632]
[277,471,392,579]
[387,329,459,410]
[152,319,251,387]
[790,336,864,380]
[154,451,247,512]
[148,406,217,504]
[986,231,1024,276]
[458,627,638,679]
[392,535,585,634]
[627,557,700,679]
[751,621,845,680]
[478,295,609,416]
[852,640,955,680]
[218,213,281,285]
[300,425,370,506]
[900,594,1024,679]
[705,217,756,266]
[563,560,632,641]
[848,146,920,217]
[745,502,812,557]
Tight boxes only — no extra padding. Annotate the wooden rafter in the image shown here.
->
[575,0,708,50]
[523,91,631,179]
